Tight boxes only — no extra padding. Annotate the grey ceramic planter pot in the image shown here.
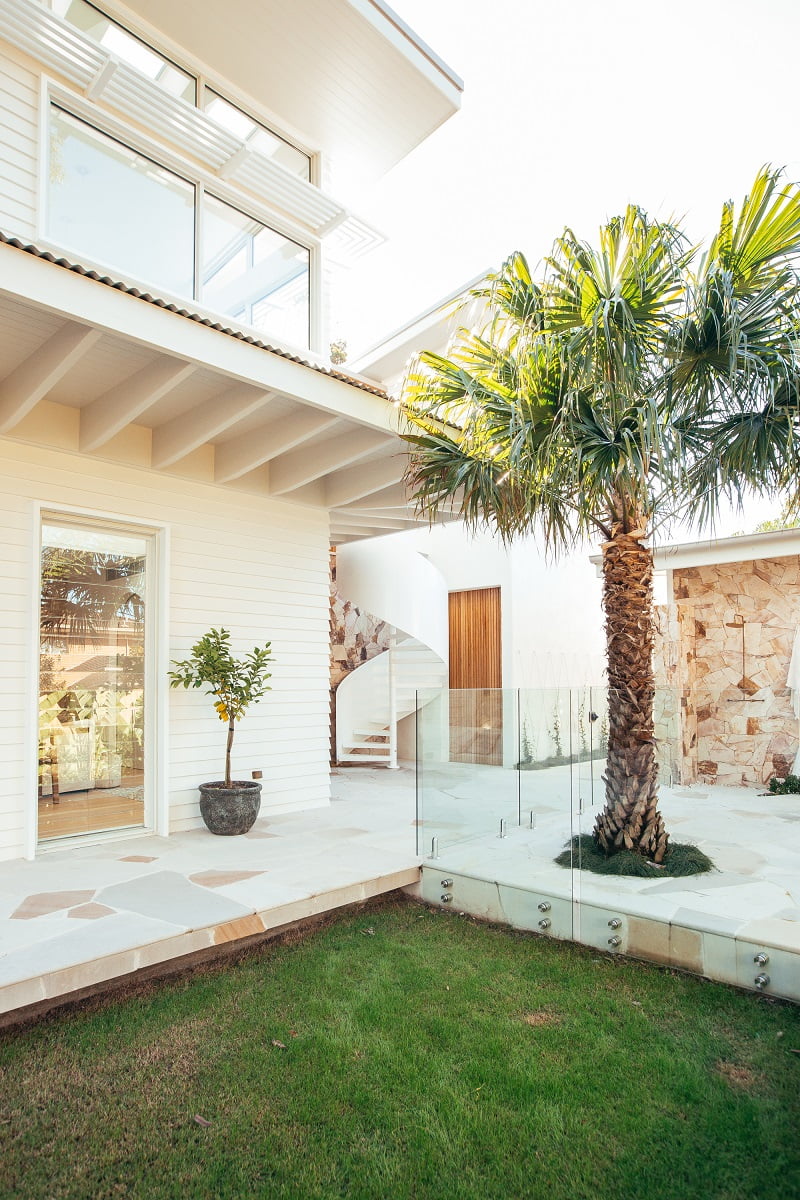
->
[198,781,262,835]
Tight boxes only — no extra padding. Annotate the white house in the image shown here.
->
[0,0,462,860]
[347,287,606,690]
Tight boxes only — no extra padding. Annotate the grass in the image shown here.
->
[1,900,798,1200]
[555,833,716,877]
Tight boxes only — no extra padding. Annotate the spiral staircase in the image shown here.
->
[334,540,448,766]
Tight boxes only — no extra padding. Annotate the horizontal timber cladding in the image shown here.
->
[448,586,503,766]
[0,49,37,239]
[0,440,331,860]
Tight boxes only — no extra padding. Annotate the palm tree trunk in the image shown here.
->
[592,519,669,862]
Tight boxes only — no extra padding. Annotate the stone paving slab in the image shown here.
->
[1,767,798,1017]
[0,766,420,1021]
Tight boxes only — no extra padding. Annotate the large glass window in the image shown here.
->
[38,521,150,843]
[202,193,311,349]
[204,91,311,181]
[52,0,196,102]
[47,106,196,299]
[50,1,311,181]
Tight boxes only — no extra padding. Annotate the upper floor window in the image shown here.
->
[202,193,310,349]
[204,91,311,182]
[48,106,195,297]
[52,0,196,102]
[47,105,311,349]
[50,0,311,180]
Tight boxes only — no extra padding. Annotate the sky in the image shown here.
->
[339,0,800,534]
[341,0,800,353]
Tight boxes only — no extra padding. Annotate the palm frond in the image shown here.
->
[400,166,800,551]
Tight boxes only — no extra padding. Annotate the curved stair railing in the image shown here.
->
[335,541,449,767]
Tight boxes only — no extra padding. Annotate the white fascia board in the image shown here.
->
[588,527,800,577]
[350,271,492,382]
[352,0,464,100]
[652,528,800,570]
[0,242,395,433]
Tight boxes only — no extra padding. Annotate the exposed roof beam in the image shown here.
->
[0,321,101,434]
[342,483,410,510]
[339,507,426,522]
[215,409,340,483]
[269,429,393,495]
[151,385,275,469]
[80,359,195,451]
[332,514,416,531]
[331,520,421,541]
[325,456,403,508]
[331,523,393,539]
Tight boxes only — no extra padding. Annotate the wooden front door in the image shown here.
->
[448,587,502,765]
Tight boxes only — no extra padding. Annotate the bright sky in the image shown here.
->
[340,0,800,534]
[342,0,800,354]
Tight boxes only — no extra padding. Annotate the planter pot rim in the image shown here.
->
[199,780,262,791]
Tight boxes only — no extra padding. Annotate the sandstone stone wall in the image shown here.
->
[653,555,800,787]
[329,551,390,691]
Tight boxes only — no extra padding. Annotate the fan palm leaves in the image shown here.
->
[401,166,800,862]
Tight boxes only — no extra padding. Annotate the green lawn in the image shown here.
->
[1,900,798,1200]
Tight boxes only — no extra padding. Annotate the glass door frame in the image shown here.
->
[28,503,168,856]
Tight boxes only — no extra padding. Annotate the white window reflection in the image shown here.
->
[52,0,196,102]
[202,194,310,350]
[204,91,311,181]
[47,107,195,299]
[39,521,149,842]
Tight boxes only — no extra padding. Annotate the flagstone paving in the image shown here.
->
[0,767,419,1023]
[0,764,798,1021]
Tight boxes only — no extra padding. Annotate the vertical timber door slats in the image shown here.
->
[448,587,502,765]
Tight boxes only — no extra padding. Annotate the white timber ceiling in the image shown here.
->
[117,0,463,187]
[0,241,457,543]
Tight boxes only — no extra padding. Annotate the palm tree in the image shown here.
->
[400,167,800,863]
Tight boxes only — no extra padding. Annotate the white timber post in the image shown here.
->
[388,625,399,769]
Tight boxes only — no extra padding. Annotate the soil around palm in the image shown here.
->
[555,833,715,877]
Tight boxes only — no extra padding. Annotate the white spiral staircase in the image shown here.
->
[334,540,449,766]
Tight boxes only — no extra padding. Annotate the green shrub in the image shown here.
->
[555,833,715,877]
[769,773,800,795]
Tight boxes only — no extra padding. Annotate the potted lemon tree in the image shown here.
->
[169,628,273,835]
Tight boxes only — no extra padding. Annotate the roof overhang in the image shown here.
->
[652,528,800,571]
[350,271,490,391]
[589,527,800,577]
[115,0,463,188]
[0,238,457,542]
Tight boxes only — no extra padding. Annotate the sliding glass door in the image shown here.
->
[38,518,151,843]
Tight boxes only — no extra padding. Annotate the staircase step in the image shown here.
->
[338,751,391,763]
[352,728,390,737]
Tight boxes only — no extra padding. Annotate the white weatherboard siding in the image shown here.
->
[0,441,331,861]
[0,48,37,238]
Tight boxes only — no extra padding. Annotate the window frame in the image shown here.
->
[47,0,315,178]
[40,78,321,352]
[29,503,169,857]
[201,189,312,351]
[50,0,197,103]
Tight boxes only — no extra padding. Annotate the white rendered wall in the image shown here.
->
[374,523,605,689]
[0,440,331,861]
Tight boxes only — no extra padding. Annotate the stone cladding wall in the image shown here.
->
[328,551,391,760]
[653,555,800,787]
